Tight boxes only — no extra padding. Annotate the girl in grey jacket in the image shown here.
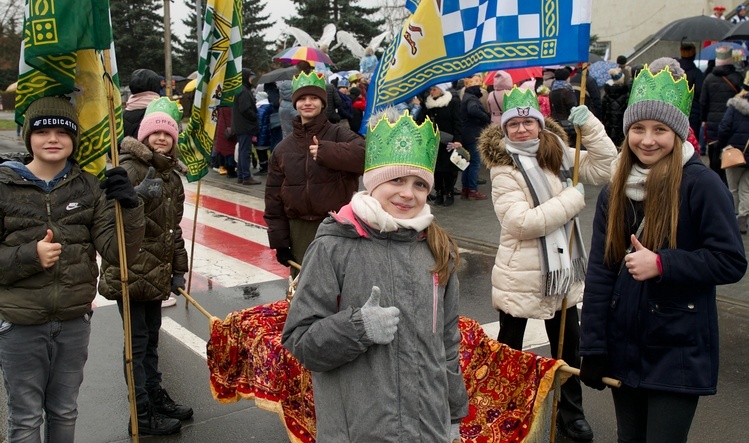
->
[282,109,468,442]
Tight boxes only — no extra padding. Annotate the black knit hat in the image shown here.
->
[23,97,79,156]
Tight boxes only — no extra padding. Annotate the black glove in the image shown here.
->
[100,167,138,208]
[134,166,163,201]
[171,273,186,296]
[580,355,608,391]
[275,247,296,267]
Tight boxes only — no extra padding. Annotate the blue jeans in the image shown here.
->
[116,300,163,409]
[236,134,254,180]
[461,142,480,191]
[0,314,92,443]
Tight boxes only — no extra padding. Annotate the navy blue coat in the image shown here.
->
[718,95,749,165]
[580,155,746,395]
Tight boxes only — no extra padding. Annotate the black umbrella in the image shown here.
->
[723,20,749,41]
[588,52,604,63]
[654,15,732,42]
[257,66,298,84]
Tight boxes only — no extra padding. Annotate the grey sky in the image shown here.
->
[170,0,379,42]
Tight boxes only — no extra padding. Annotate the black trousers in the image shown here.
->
[497,307,585,423]
[117,299,163,410]
[434,170,458,195]
[611,385,698,443]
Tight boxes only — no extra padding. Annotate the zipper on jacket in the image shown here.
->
[45,193,61,312]
[432,273,439,333]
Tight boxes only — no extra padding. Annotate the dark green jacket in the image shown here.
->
[0,162,145,324]
[99,137,188,301]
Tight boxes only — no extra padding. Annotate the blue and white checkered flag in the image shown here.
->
[363,0,592,128]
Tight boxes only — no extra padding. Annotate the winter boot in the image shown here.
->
[148,387,194,420]
[433,191,444,205]
[129,404,181,436]
[256,161,268,176]
[466,189,488,200]
[460,188,470,199]
[444,191,454,207]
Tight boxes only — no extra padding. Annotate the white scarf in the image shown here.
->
[616,141,696,202]
[505,136,588,297]
[350,192,434,233]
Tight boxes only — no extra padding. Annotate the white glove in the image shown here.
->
[569,105,590,126]
[449,422,461,442]
[567,178,585,197]
[360,286,400,345]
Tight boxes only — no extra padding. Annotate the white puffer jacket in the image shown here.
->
[478,117,616,319]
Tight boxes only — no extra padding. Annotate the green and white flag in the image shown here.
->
[178,0,243,182]
[16,0,122,178]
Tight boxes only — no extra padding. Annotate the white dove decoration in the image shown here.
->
[332,30,391,60]
[281,24,337,50]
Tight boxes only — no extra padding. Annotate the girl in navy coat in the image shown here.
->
[579,58,747,443]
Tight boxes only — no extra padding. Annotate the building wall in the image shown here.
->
[590,1,742,61]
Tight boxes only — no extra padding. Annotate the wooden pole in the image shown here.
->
[185,180,202,308]
[163,0,173,98]
[558,365,621,388]
[104,63,139,440]
[550,62,588,443]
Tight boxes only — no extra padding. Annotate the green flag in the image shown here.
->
[16,0,122,178]
[178,0,243,182]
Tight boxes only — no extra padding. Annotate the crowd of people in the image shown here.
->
[2,27,749,442]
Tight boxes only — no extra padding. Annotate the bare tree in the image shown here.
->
[374,0,410,40]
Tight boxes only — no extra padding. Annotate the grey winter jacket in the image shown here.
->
[0,162,145,324]
[282,204,468,442]
[99,137,188,301]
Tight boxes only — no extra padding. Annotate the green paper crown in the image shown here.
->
[365,111,438,173]
[292,71,326,92]
[628,64,694,116]
[145,97,183,122]
[502,86,540,112]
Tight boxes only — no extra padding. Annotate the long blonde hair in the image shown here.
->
[426,222,460,286]
[604,134,684,265]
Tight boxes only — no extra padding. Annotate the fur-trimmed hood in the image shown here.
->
[477,118,569,168]
[119,136,187,175]
[727,95,749,116]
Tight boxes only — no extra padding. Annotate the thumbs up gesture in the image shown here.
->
[37,229,62,269]
[133,166,163,201]
[309,135,320,161]
[360,286,400,345]
[624,234,660,281]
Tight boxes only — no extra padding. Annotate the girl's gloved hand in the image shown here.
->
[569,105,590,126]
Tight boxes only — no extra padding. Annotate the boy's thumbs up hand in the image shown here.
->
[37,229,62,269]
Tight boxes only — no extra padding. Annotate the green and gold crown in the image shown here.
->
[502,86,540,112]
[292,71,326,92]
[145,97,183,122]
[628,64,694,116]
[365,111,438,173]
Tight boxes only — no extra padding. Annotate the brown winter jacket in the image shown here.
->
[0,162,145,324]
[99,137,188,302]
[264,112,365,249]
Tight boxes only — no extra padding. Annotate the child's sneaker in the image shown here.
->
[218,166,228,175]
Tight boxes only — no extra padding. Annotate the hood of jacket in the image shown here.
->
[477,118,568,168]
[493,71,513,92]
[425,90,453,109]
[120,136,187,174]
[728,95,749,116]
[711,64,737,77]
[279,80,293,101]
[129,69,161,94]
